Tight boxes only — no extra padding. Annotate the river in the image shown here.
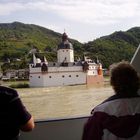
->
[14,84,113,120]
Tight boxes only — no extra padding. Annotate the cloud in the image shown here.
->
[0,3,23,15]
[0,0,140,25]
[0,1,47,15]
[43,0,140,25]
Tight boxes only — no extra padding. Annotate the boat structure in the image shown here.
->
[20,44,140,140]
[131,44,140,73]
[29,32,104,87]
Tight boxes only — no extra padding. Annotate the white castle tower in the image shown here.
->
[57,32,74,63]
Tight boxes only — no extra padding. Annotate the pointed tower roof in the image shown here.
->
[58,32,73,50]
[42,56,48,64]
[62,32,68,42]
[33,53,37,65]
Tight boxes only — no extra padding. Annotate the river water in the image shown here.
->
[15,84,113,120]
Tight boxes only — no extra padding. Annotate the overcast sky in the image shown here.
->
[0,0,140,42]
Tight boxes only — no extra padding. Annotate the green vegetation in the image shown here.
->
[9,82,29,88]
[0,22,82,71]
[84,30,139,67]
[0,22,139,69]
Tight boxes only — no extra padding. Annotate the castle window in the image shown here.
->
[53,63,56,66]
[69,75,71,77]
[63,50,64,52]
[62,75,65,78]
[38,76,40,78]
[76,75,79,77]
[49,76,52,78]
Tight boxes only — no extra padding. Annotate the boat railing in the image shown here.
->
[20,115,90,140]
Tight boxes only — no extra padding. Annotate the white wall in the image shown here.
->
[30,67,41,73]
[87,69,98,76]
[29,66,86,87]
[43,71,86,87]
[29,73,44,87]
[57,49,74,63]
[87,64,98,76]
[49,66,82,72]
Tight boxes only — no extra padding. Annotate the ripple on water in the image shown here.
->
[16,85,113,120]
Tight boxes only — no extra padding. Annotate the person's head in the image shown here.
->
[110,61,140,95]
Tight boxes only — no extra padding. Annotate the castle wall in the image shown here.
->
[86,75,104,85]
[87,69,98,75]
[30,71,86,87]
[29,66,86,87]
[29,73,44,87]
[57,49,74,63]
[43,71,86,87]
[48,66,82,72]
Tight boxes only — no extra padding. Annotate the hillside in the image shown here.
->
[0,22,82,62]
[0,22,139,69]
[84,28,140,67]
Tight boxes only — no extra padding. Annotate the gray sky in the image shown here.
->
[0,0,140,42]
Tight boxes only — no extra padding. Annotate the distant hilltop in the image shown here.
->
[0,21,140,68]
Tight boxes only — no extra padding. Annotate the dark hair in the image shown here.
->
[110,61,140,95]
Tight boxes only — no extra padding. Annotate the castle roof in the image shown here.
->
[57,32,73,50]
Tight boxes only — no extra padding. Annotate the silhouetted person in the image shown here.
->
[0,86,35,140]
[82,61,140,140]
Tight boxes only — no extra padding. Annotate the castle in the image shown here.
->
[29,32,104,87]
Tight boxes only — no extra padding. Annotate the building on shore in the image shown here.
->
[29,32,104,87]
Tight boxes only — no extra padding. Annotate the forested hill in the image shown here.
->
[0,22,82,62]
[84,27,140,67]
[0,21,140,68]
